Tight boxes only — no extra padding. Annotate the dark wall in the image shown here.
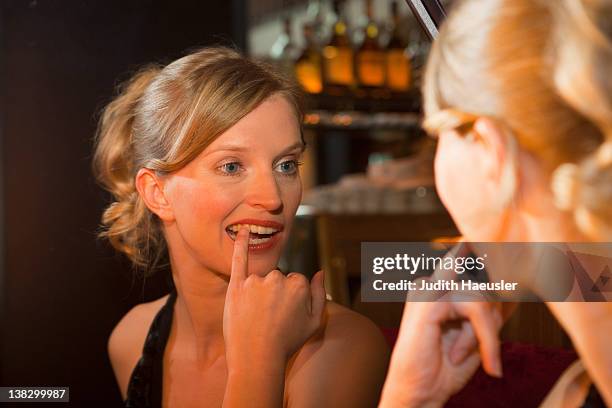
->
[0,1,245,406]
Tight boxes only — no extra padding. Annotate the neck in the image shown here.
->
[497,150,586,243]
[470,164,589,300]
[508,201,584,243]
[503,176,585,243]
[166,230,229,365]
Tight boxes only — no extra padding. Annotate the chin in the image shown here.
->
[249,260,282,277]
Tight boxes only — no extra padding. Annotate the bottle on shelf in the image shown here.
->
[385,0,412,93]
[322,0,354,96]
[270,16,298,76]
[295,23,323,94]
[355,0,386,97]
[305,0,326,46]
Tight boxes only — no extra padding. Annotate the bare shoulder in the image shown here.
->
[107,294,170,400]
[286,302,390,407]
[323,301,390,345]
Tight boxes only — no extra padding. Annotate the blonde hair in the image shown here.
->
[92,47,303,273]
[423,0,612,240]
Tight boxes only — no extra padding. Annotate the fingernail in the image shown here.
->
[493,360,503,378]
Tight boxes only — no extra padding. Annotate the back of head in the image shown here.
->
[92,46,303,274]
[423,0,612,240]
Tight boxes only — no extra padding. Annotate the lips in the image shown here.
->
[225,218,284,250]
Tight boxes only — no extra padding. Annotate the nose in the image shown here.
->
[245,169,283,212]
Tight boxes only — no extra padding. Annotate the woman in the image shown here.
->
[93,47,389,407]
[380,0,612,406]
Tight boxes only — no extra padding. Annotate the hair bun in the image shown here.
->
[552,162,580,211]
[595,139,612,166]
[552,140,612,239]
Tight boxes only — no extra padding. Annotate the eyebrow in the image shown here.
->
[211,141,306,158]
[275,142,306,158]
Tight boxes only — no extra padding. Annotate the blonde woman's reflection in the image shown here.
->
[94,47,389,407]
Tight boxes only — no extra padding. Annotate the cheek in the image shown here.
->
[434,136,487,222]
[276,175,302,243]
[169,179,238,255]
[174,181,233,223]
[279,176,302,214]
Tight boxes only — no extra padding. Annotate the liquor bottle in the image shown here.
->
[305,0,326,45]
[270,17,298,76]
[355,0,386,94]
[295,23,323,94]
[322,0,354,95]
[385,0,412,93]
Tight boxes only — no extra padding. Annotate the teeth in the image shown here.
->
[225,227,274,245]
[248,237,271,244]
[228,223,279,234]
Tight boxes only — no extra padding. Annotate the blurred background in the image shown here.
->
[0,0,570,406]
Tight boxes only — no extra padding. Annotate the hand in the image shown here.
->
[380,298,505,408]
[223,227,327,369]
[380,253,516,408]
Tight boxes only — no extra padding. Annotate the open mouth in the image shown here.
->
[226,223,282,245]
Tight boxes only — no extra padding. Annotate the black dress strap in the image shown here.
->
[125,289,177,407]
[581,383,607,408]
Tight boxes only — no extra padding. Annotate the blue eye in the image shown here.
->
[275,160,300,175]
[219,162,243,175]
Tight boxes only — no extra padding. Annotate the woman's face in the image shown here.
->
[161,95,303,277]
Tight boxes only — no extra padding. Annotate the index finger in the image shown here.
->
[455,302,503,377]
[230,227,249,283]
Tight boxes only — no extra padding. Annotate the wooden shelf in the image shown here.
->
[304,110,421,131]
[304,88,422,113]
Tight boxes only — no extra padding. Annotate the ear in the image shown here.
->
[134,168,175,222]
[473,117,516,196]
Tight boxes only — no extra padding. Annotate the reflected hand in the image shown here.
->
[380,265,515,408]
[223,226,326,368]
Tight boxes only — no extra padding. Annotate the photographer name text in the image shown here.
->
[372,279,518,291]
